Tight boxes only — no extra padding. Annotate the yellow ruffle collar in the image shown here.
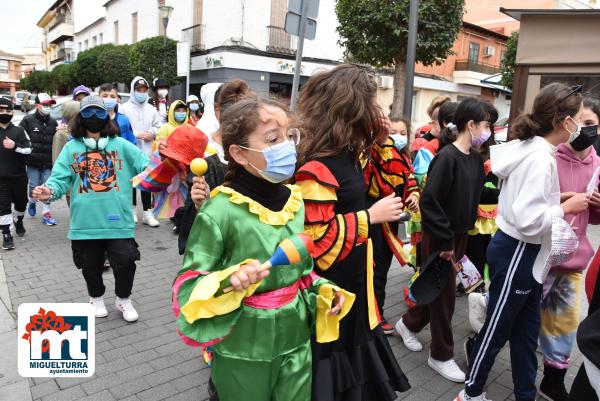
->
[211,184,303,226]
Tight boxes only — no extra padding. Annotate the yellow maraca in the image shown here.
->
[190,158,208,176]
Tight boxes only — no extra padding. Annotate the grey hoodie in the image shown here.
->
[120,76,162,157]
[491,136,563,283]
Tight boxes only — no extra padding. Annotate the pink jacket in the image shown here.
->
[555,144,600,272]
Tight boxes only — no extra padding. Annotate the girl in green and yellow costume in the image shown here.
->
[172,98,354,401]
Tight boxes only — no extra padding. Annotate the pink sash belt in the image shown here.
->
[243,281,300,309]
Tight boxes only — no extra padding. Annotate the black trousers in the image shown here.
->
[465,233,492,276]
[372,222,397,313]
[72,238,140,298]
[132,188,152,211]
[0,176,28,223]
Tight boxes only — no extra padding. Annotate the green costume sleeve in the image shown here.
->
[175,211,249,346]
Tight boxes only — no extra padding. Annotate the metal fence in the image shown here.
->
[455,60,501,75]
[266,26,297,55]
[182,24,205,52]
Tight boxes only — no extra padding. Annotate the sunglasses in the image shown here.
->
[80,107,108,119]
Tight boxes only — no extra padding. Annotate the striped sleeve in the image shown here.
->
[296,161,370,271]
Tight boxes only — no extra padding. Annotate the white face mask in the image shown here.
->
[39,106,51,116]
[566,116,582,143]
[157,89,169,98]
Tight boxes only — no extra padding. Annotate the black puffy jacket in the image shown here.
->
[19,110,57,168]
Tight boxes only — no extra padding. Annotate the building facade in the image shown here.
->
[0,50,24,95]
[37,0,75,71]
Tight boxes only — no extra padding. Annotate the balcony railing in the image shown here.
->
[49,15,73,32]
[182,24,205,52]
[455,60,501,75]
[48,17,74,45]
[267,26,297,55]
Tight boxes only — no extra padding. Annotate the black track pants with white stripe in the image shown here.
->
[465,229,542,401]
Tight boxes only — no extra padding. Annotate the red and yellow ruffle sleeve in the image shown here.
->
[295,161,370,271]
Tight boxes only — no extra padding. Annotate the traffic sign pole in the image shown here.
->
[290,0,309,111]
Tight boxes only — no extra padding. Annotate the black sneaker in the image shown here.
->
[14,219,26,237]
[464,336,475,368]
[539,365,568,401]
[2,233,15,250]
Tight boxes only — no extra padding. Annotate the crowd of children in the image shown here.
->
[3,65,599,401]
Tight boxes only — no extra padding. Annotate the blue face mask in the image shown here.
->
[134,91,148,103]
[83,136,109,150]
[103,98,117,110]
[242,140,297,183]
[390,134,407,152]
[174,111,187,123]
[189,103,199,112]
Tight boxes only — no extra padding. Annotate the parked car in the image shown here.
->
[0,94,14,104]
[494,117,509,144]
[15,91,29,107]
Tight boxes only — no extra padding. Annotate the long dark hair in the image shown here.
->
[584,96,600,120]
[221,97,289,184]
[216,79,256,122]
[438,101,458,148]
[296,64,382,165]
[479,102,499,160]
[511,82,583,140]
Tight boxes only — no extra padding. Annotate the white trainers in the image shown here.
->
[428,356,465,382]
[454,389,491,401]
[468,292,487,334]
[132,206,138,224]
[142,210,159,227]
[395,318,423,351]
[115,297,139,322]
[90,297,108,318]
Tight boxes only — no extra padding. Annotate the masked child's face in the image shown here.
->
[230,106,291,176]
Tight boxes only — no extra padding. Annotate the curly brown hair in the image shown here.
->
[295,64,382,165]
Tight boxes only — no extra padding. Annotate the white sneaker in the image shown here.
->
[428,356,465,382]
[395,318,423,351]
[454,389,491,401]
[90,297,108,318]
[468,292,487,334]
[115,297,139,322]
[132,206,138,224]
[142,210,159,227]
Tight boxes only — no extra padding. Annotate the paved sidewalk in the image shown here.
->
[0,200,594,401]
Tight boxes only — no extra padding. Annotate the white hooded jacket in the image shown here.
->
[120,76,162,157]
[490,135,564,283]
[196,83,222,137]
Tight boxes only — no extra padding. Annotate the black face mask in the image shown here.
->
[571,125,599,151]
[0,114,13,124]
[81,116,109,134]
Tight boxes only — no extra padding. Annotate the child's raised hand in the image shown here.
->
[32,186,51,201]
[229,260,270,291]
[368,193,404,224]
[190,176,210,208]
[329,291,345,316]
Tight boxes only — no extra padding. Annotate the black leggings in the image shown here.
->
[132,188,152,211]
[465,233,492,276]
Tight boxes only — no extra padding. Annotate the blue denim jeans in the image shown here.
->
[27,166,52,205]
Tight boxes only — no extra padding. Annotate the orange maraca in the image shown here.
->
[190,158,208,176]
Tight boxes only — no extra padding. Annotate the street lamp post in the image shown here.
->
[158,5,174,46]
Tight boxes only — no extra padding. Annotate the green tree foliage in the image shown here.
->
[19,36,179,95]
[97,44,132,86]
[336,0,465,118]
[51,63,75,94]
[501,31,518,89]
[129,37,178,85]
[72,44,116,89]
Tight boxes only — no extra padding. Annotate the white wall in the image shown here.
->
[73,0,105,33]
[201,0,343,62]
[74,19,106,58]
